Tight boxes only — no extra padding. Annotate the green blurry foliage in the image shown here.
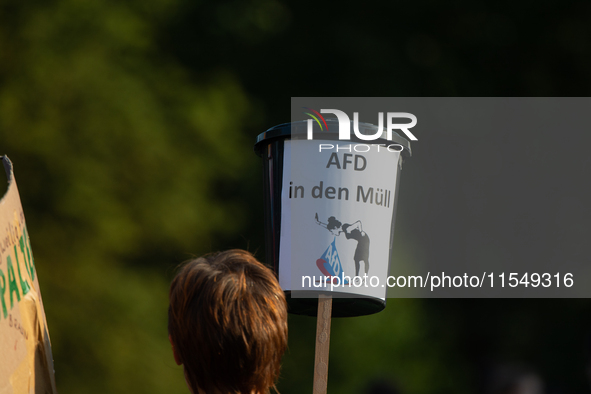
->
[0,0,260,393]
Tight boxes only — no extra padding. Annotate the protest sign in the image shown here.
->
[0,156,57,394]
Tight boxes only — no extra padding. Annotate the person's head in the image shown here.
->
[168,249,288,394]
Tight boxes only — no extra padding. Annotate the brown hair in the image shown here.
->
[168,249,288,394]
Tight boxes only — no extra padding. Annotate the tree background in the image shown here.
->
[1,0,591,393]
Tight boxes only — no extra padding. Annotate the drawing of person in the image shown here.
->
[315,214,370,276]
[342,220,370,276]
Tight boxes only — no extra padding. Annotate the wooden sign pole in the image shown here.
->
[313,294,333,394]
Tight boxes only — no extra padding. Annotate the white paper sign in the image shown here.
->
[279,140,402,300]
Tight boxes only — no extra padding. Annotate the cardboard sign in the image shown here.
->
[279,140,402,300]
[0,157,57,394]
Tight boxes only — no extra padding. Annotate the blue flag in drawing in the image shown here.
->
[316,238,347,283]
